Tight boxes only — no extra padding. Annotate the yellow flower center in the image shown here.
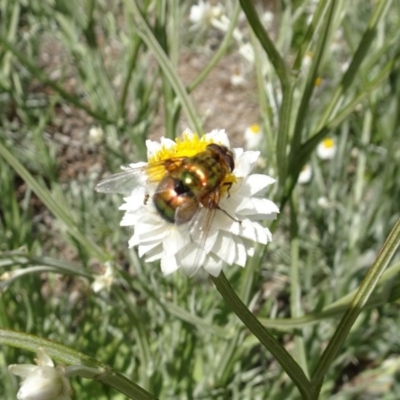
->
[250,124,260,134]
[147,132,237,188]
[322,138,335,148]
[148,132,213,163]
[314,77,322,87]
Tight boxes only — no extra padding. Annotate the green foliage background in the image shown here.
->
[1,0,400,398]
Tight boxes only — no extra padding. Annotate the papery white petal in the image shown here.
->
[162,227,189,257]
[211,231,237,265]
[136,240,161,257]
[160,137,176,149]
[143,244,163,262]
[205,129,230,147]
[182,127,194,137]
[239,174,276,196]
[236,197,280,218]
[8,365,36,378]
[233,150,259,177]
[36,348,54,367]
[161,256,180,275]
[119,187,148,211]
[203,253,224,276]
[145,139,163,157]
[178,244,207,277]
[232,236,247,267]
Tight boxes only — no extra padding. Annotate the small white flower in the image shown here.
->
[114,129,279,277]
[239,43,255,64]
[317,138,336,160]
[91,262,114,293]
[9,348,72,400]
[189,0,223,28]
[230,67,246,87]
[302,51,313,68]
[317,196,330,209]
[244,124,263,150]
[88,126,104,145]
[298,164,312,184]
[262,11,274,27]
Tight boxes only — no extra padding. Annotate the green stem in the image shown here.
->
[239,0,293,186]
[127,0,202,135]
[290,0,336,157]
[211,272,313,399]
[311,217,400,393]
[187,3,241,92]
[0,329,157,400]
[290,194,309,377]
[314,0,391,133]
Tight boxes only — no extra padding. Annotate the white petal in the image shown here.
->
[231,219,271,244]
[136,240,161,257]
[211,232,236,265]
[162,228,188,257]
[236,198,280,218]
[203,253,224,276]
[239,174,276,196]
[177,244,206,276]
[182,127,194,137]
[160,256,180,275]
[8,365,36,378]
[119,188,147,211]
[160,137,176,148]
[233,150,259,177]
[37,348,54,367]
[205,129,230,147]
[120,212,141,226]
[143,244,163,262]
[232,236,248,267]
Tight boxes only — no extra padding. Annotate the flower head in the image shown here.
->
[89,126,104,145]
[298,164,312,184]
[317,138,336,160]
[239,43,255,64]
[189,0,223,28]
[244,124,263,150]
[9,348,72,400]
[118,129,278,277]
[91,262,114,293]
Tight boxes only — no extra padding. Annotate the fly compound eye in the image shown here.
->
[223,151,235,172]
[206,144,235,172]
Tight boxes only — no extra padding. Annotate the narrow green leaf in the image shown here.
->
[311,217,400,393]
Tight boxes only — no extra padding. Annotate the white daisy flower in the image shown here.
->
[91,261,114,293]
[189,0,223,28]
[9,348,72,400]
[317,138,336,160]
[239,43,255,64]
[317,196,330,209]
[230,67,246,87]
[244,124,263,150]
[298,164,312,184]
[97,129,278,277]
[88,126,104,145]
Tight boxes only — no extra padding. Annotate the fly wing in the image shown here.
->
[95,158,185,195]
[178,191,220,276]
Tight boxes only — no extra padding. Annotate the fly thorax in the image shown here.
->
[181,170,201,189]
